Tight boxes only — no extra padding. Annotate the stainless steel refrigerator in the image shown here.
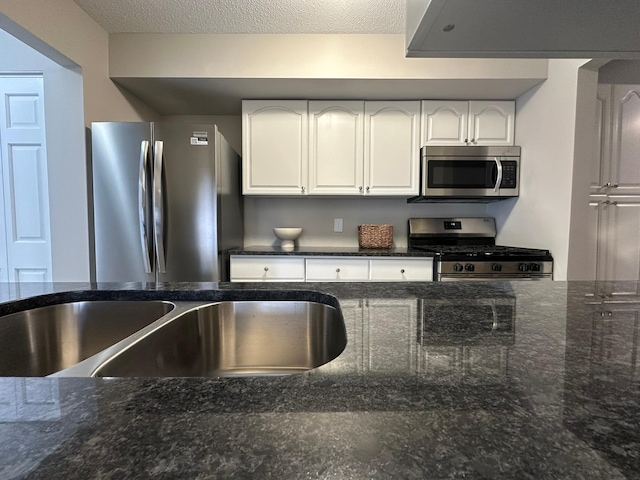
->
[91,122,243,282]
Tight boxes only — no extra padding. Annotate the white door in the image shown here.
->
[603,199,640,283]
[467,101,515,146]
[308,101,364,195]
[242,100,308,195]
[421,100,468,145]
[611,85,640,195]
[364,101,420,196]
[0,75,52,282]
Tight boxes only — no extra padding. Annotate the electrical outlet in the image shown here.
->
[334,218,343,233]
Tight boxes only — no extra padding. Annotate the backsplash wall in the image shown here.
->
[243,197,488,248]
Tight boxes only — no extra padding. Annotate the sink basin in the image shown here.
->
[0,301,174,376]
[92,301,346,377]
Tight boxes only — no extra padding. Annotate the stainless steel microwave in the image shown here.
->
[408,145,521,202]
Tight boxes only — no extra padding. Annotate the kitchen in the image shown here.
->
[1,1,640,478]
[0,0,604,283]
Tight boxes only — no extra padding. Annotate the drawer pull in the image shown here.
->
[336,268,341,273]
[400,269,405,274]
[264,267,269,272]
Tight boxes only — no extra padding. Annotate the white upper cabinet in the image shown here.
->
[308,101,364,195]
[421,101,468,145]
[365,101,421,195]
[421,100,515,146]
[242,100,308,195]
[610,85,640,195]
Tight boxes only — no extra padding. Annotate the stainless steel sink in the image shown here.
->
[0,301,174,376]
[92,301,346,377]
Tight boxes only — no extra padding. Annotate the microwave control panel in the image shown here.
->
[500,161,518,188]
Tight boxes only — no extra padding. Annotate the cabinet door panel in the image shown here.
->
[369,258,433,281]
[305,257,369,281]
[611,85,640,194]
[242,100,307,195]
[230,256,305,282]
[468,101,514,146]
[309,101,364,195]
[421,101,468,145]
[592,85,612,191]
[365,101,420,195]
[603,201,640,283]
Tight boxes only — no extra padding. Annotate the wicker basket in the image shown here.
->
[358,224,393,249]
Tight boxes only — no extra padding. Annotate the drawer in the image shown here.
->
[305,258,369,281]
[230,256,305,282]
[369,258,433,282]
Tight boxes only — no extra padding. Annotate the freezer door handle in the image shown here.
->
[153,140,167,273]
[138,141,152,273]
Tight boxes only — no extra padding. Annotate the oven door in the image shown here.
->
[422,156,519,198]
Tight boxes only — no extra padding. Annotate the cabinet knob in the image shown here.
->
[612,183,619,188]
[400,269,405,274]
[366,186,370,193]
[301,186,305,193]
[359,186,363,192]
[471,138,477,144]
[464,138,469,144]
[336,268,341,273]
[264,267,269,272]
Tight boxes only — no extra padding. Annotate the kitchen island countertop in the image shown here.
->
[0,280,638,479]
[229,245,436,256]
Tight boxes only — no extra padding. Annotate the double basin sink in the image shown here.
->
[0,294,346,378]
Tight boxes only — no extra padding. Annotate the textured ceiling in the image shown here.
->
[73,0,405,34]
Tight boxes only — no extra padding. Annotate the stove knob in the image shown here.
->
[518,263,530,272]
[529,263,541,272]
[454,263,464,272]
[492,263,502,272]
[465,263,475,272]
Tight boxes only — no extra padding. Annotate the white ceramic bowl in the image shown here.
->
[273,227,302,249]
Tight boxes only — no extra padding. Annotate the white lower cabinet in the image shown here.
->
[305,258,369,282]
[229,256,305,282]
[230,255,433,282]
[370,258,434,281]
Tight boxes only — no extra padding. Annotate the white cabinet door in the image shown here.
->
[242,100,308,195]
[592,84,613,192]
[230,256,305,282]
[364,101,420,196]
[421,100,468,146]
[611,85,640,195]
[422,100,515,146]
[601,199,640,284]
[467,101,515,146]
[308,101,364,195]
[369,258,433,281]
[305,257,369,281]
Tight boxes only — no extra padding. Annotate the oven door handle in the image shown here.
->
[494,157,503,192]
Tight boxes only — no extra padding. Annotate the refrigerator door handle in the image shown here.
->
[138,141,152,273]
[153,140,167,273]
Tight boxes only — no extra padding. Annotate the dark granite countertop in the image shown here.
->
[229,245,435,257]
[1,281,639,479]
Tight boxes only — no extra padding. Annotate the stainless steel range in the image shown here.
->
[408,217,553,281]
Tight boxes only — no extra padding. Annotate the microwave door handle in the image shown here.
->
[494,157,503,192]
